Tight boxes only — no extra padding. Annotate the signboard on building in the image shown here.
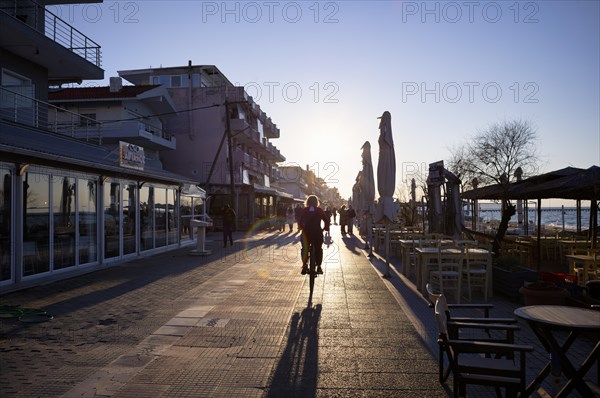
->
[119,141,145,170]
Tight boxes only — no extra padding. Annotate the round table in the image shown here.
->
[514,305,600,397]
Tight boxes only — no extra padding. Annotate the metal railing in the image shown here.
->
[0,0,101,66]
[1,87,103,144]
[1,87,175,147]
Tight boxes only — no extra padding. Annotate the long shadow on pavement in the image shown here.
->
[265,304,322,398]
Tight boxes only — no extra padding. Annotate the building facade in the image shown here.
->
[0,1,202,294]
[118,64,292,229]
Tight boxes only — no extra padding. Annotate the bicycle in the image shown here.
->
[307,242,317,301]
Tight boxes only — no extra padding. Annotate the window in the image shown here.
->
[1,69,33,90]
[1,69,34,125]
[192,73,201,88]
[171,75,181,87]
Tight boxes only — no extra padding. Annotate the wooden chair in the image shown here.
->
[434,299,534,398]
[430,245,464,303]
[427,284,520,357]
[574,248,600,285]
[462,244,491,302]
[405,240,419,280]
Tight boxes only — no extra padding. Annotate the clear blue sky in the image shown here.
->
[55,1,600,203]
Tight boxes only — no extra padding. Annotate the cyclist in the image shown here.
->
[299,195,330,275]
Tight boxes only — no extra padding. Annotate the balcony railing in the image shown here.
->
[1,87,103,144]
[0,0,101,66]
[2,88,176,148]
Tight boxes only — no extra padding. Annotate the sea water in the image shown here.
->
[475,205,592,231]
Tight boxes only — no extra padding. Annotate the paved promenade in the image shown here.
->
[0,227,597,397]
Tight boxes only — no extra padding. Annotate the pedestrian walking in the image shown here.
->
[222,204,236,247]
[332,207,338,225]
[324,207,332,225]
[339,204,347,235]
[346,204,356,235]
[276,204,286,232]
[294,204,303,232]
[286,206,295,232]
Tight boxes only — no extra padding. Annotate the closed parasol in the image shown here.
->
[375,111,397,277]
[361,141,376,254]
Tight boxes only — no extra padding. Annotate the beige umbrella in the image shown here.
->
[376,111,397,223]
[353,171,362,213]
[361,141,376,255]
[375,111,397,277]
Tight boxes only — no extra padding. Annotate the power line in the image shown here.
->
[98,102,224,125]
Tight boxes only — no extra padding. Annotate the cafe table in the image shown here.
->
[514,305,600,397]
[413,245,493,295]
[398,239,452,278]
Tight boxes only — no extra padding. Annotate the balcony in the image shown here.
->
[0,0,103,82]
[232,148,274,178]
[0,87,176,152]
[263,117,280,139]
[88,120,176,151]
[230,118,260,147]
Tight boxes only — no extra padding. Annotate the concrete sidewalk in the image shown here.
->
[0,228,446,397]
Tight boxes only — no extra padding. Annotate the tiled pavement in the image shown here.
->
[0,228,598,397]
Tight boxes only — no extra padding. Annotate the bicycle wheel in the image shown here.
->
[309,243,316,298]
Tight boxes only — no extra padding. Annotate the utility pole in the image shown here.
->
[225,100,236,214]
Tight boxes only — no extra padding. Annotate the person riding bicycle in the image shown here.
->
[299,195,330,275]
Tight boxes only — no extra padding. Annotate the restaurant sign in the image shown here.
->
[119,141,145,170]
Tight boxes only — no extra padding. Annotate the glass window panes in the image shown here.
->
[0,168,12,281]
[123,183,137,255]
[23,172,50,275]
[167,188,178,244]
[78,178,97,264]
[104,181,121,259]
[53,176,75,270]
[155,188,167,248]
[140,186,154,251]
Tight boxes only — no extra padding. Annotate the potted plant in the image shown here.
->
[492,255,538,301]
[519,281,570,306]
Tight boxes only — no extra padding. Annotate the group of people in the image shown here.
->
[335,204,357,236]
[276,204,298,232]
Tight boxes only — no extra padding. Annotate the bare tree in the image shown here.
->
[448,119,539,255]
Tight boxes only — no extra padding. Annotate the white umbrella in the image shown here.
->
[352,171,362,212]
[361,141,376,255]
[375,111,397,277]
